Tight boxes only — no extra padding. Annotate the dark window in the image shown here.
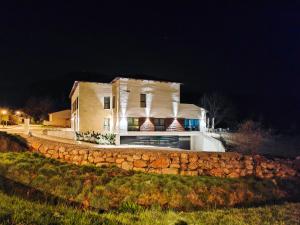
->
[140,94,146,108]
[154,118,165,131]
[128,117,140,131]
[104,97,110,109]
[112,96,115,109]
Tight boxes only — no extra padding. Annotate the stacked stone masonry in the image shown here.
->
[25,136,300,179]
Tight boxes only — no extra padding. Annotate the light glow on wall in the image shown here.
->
[140,117,154,131]
[167,117,184,131]
[119,116,127,132]
[172,92,180,118]
[119,82,130,133]
[145,93,153,117]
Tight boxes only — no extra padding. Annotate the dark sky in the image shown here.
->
[0,1,300,131]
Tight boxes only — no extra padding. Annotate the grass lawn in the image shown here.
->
[0,151,299,212]
[0,190,299,225]
[0,132,299,225]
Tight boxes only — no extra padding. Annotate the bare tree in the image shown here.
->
[200,93,235,128]
[231,120,269,155]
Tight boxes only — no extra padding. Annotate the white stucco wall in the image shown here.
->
[115,78,180,119]
[76,82,113,132]
[191,133,225,152]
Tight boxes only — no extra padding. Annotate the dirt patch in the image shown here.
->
[0,132,28,152]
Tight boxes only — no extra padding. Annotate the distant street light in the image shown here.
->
[1,109,8,127]
[16,111,21,116]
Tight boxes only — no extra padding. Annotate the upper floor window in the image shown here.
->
[104,97,110,109]
[140,94,146,108]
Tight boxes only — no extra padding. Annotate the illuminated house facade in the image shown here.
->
[70,77,224,151]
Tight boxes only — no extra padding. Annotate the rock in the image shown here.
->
[181,153,188,159]
[189,155,198,163]
[188,162,198,170]
[87,156,94,163]
[170,163,180,168]
[106,157,115,163]
[162,168,178,175]
[94,157,105,163]
[115,158,125,164]
[133,154,141,160]
[133,160,148,168]
[180,170,198,176]
[142,154,150,160]
[227,172,239,178]
[79,149,88,155]
[149,157,170,168]
[121,161,133,170]
[209,168,224,177]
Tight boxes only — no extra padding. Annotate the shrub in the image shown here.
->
[118,201,143,213]
[75,131,116,145]
[231,120,269,154]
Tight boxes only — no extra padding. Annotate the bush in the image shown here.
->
[231,120,269,154]
[75,131,116,145]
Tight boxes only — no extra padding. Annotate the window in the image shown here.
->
[104,118,110,131]
[154,118,165,131]
[184,119,199,131]
[112,96,115,109]
[104,97,110,109]
[128,117,139,131]
[140,94,146,108]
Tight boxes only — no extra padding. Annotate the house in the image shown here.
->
[43,109,71,127]
[69,77,225,152]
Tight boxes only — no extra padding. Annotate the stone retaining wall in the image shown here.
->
[25,135,300,179]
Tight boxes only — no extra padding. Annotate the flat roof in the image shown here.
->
[69,76,182,98]
[69,80,111,98]
[111,76,182,85]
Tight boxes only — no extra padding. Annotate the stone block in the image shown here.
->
[121,161,133,170]
[162,168,178,175]
[133,160,148,168]
[149,157,170,168]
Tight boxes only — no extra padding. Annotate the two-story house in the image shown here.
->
[69,77,224,151]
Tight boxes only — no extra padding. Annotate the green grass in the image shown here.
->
[0,190,299,225]
[0,151,299,212]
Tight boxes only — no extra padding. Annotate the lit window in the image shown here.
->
[128,117,139,131]
[104,118,110,131]
[140,94,146,108]
[184,119,199,131]
[104,97,110,109]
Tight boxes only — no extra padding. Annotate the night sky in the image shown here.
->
[0,1,300,131]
